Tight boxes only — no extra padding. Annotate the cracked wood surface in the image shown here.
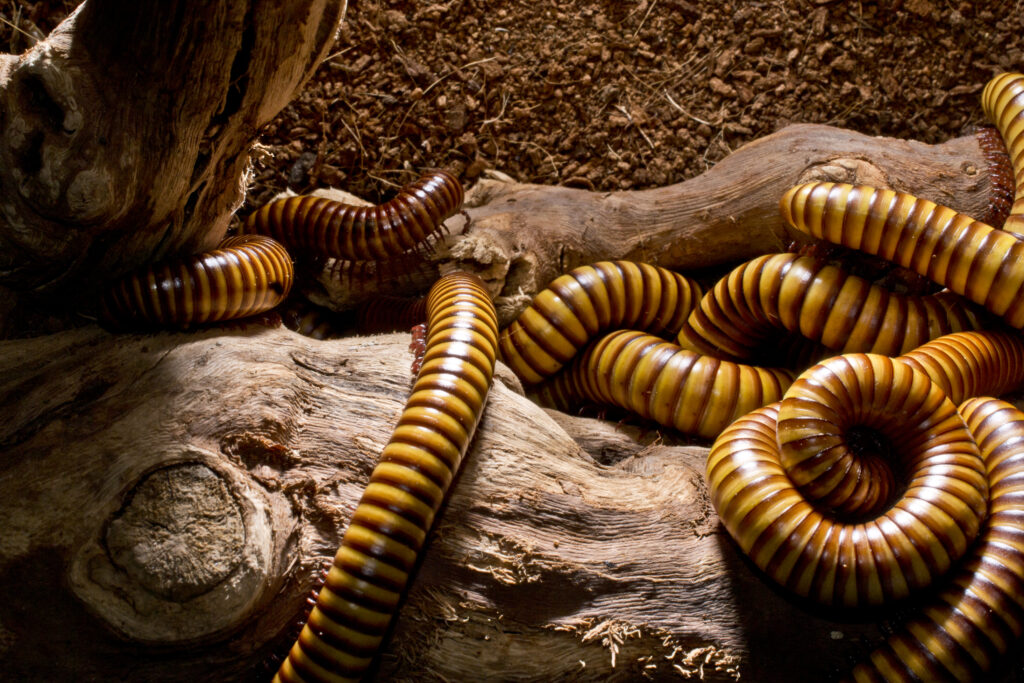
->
[0,323,966,681]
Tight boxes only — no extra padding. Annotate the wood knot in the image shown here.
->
[68,456,277,644]
[105,463,245,602]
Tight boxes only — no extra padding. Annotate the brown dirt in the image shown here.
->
[246,0,1024,209]
[3,1,1022,210]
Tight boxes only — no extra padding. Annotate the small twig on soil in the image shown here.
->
[663,92,715,126]
[613,105,655,150]
[633,0,658,37]
[0,12,40,49]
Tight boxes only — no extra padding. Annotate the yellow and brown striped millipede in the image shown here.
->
[849,397,1024,682]
[780,182,1024,329]
[99,234,294,327]
[981,71,1024,237]
[272,271,498,683]
[241,170,464,263]
[676,252,985,363]
[533,329,794,440]
[497,260,702,384]
[707,352,991,607]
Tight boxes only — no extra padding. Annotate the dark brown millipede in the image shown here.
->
[676,252,984,363]
[241,170,464,263]
[272,271,498,683]
[99,234,294,327]
[497,260,702,384]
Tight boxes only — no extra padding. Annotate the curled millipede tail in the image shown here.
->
[707,353,988,607]
[272,272,498,683]
[849,398,1024,682]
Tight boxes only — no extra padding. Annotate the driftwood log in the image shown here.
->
[312,123,999,327]
[0,325,962,682]
[4,122,1024,680]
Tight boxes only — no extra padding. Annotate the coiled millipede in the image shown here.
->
[497,260,702,384]
[981,71,1024,237]
[707,330,1024,678]
[780,182,1024,329]
[676,252,984,363]
[272,271,498,683]
[99,234,294,327]
[851,397,1024,682]
[241,169,464,262]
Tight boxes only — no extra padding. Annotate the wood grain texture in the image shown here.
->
[0,325,915,682]
[316,124,998,326]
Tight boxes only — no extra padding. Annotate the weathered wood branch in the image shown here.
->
[315,123,998,326]
[1,324,922,681]
[0,0,347,336]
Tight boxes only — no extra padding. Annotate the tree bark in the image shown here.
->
[312,124,999,326]
[0,324,935,682]
[0,0,347,337]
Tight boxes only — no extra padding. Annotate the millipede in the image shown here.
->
[497,260,702,384]
[780,182,1024,329]
[532,329,794,440]
[272,271,498,683]
[849,397,1024,682]
[706,330,1024,679]
[676,252,985,363]
[99,234,294,327]
[981,71,1024,236]
[974,126,1016,230]
[706,352,990,608]
[241,169,464,263]
[354,294,429,335]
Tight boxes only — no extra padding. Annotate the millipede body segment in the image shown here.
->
[677,252,983,363]
[533,329,794,440]
[707,353,988,607]
[497,260,702,383]
[849,397,1024,682]
[242,170,464,263]
[273,272,498,683]
[99,234,294,327]
[982,71,1024,236]
[780,182,1024,329]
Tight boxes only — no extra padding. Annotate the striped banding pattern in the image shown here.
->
[354,294,429,335]
[532,329,794,440]
[849,397,1024,682]
[707,353,989,607]
[99,234,294,327]
[974,126,1016,230]
[242,170,464,262]
[272,271,498,683]
[780,182,1024,329]
[676,252,984,363]
[899,329,1024,405]
[498,260,703,384]
[981,71,1024,237]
